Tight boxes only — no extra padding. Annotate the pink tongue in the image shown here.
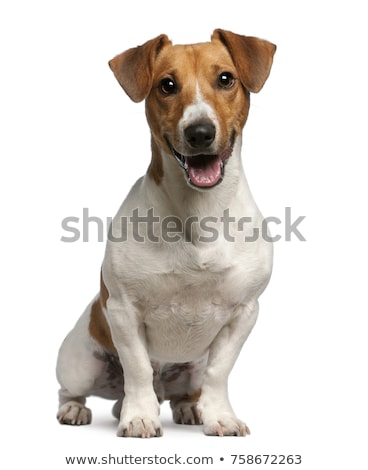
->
[187,157,222,187]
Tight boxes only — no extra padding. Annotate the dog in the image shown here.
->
[56,29,276,437]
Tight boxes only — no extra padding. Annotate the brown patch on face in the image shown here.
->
[89,271,116,353]
[145,41,251,160]
[194,41,251,150]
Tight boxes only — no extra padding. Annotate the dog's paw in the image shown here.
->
[171,400,203,425]
[57,401,92,425]
[203,416,250,436]
[117,417,163,438]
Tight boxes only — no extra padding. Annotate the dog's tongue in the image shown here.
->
[186,155,222,188]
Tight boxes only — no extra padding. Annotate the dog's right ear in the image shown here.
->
[109,35,171,103]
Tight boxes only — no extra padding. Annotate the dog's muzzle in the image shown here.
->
[166,129,234,189]
[172,148,231,188]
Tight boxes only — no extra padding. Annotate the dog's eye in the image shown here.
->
[218,72,235,89]
[159,78,177,95]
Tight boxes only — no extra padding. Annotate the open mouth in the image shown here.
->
[167,139,234,189]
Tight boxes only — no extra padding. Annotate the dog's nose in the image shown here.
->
[184,124,216,149]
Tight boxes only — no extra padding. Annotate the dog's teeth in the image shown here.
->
[174,151,187,170]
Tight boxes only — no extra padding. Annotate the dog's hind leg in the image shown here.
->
[56,301,115,425]
[170,390,203,425]
[57,393,92,425]
[161,357,207,425]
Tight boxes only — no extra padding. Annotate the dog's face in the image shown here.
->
[144,40,248,189]
[109,30,276,189]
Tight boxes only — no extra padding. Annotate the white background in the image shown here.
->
[1,1,367,468]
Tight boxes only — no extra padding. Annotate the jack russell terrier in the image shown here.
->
[56,29,276,437]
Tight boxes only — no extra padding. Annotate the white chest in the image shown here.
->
[127,240,269,362]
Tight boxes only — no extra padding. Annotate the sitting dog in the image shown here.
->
[56,29,276,437]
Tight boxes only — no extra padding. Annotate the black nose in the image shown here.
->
[184,123,216,149]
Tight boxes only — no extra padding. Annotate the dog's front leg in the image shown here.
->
[199,301,259,436]
[107,294,162,438]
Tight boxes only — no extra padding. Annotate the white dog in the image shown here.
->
[56,29,276,437]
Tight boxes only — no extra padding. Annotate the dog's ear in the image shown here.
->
[212,29,276,93]
[109,34,171,102]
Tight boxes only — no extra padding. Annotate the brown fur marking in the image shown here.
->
[169,388,202,405]
[148,137,164,184]
[89,271,116,353]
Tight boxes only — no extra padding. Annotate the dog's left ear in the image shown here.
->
[109,34,172,102]
[212,29,276,93]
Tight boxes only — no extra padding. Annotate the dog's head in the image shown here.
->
[109,30,276,189]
